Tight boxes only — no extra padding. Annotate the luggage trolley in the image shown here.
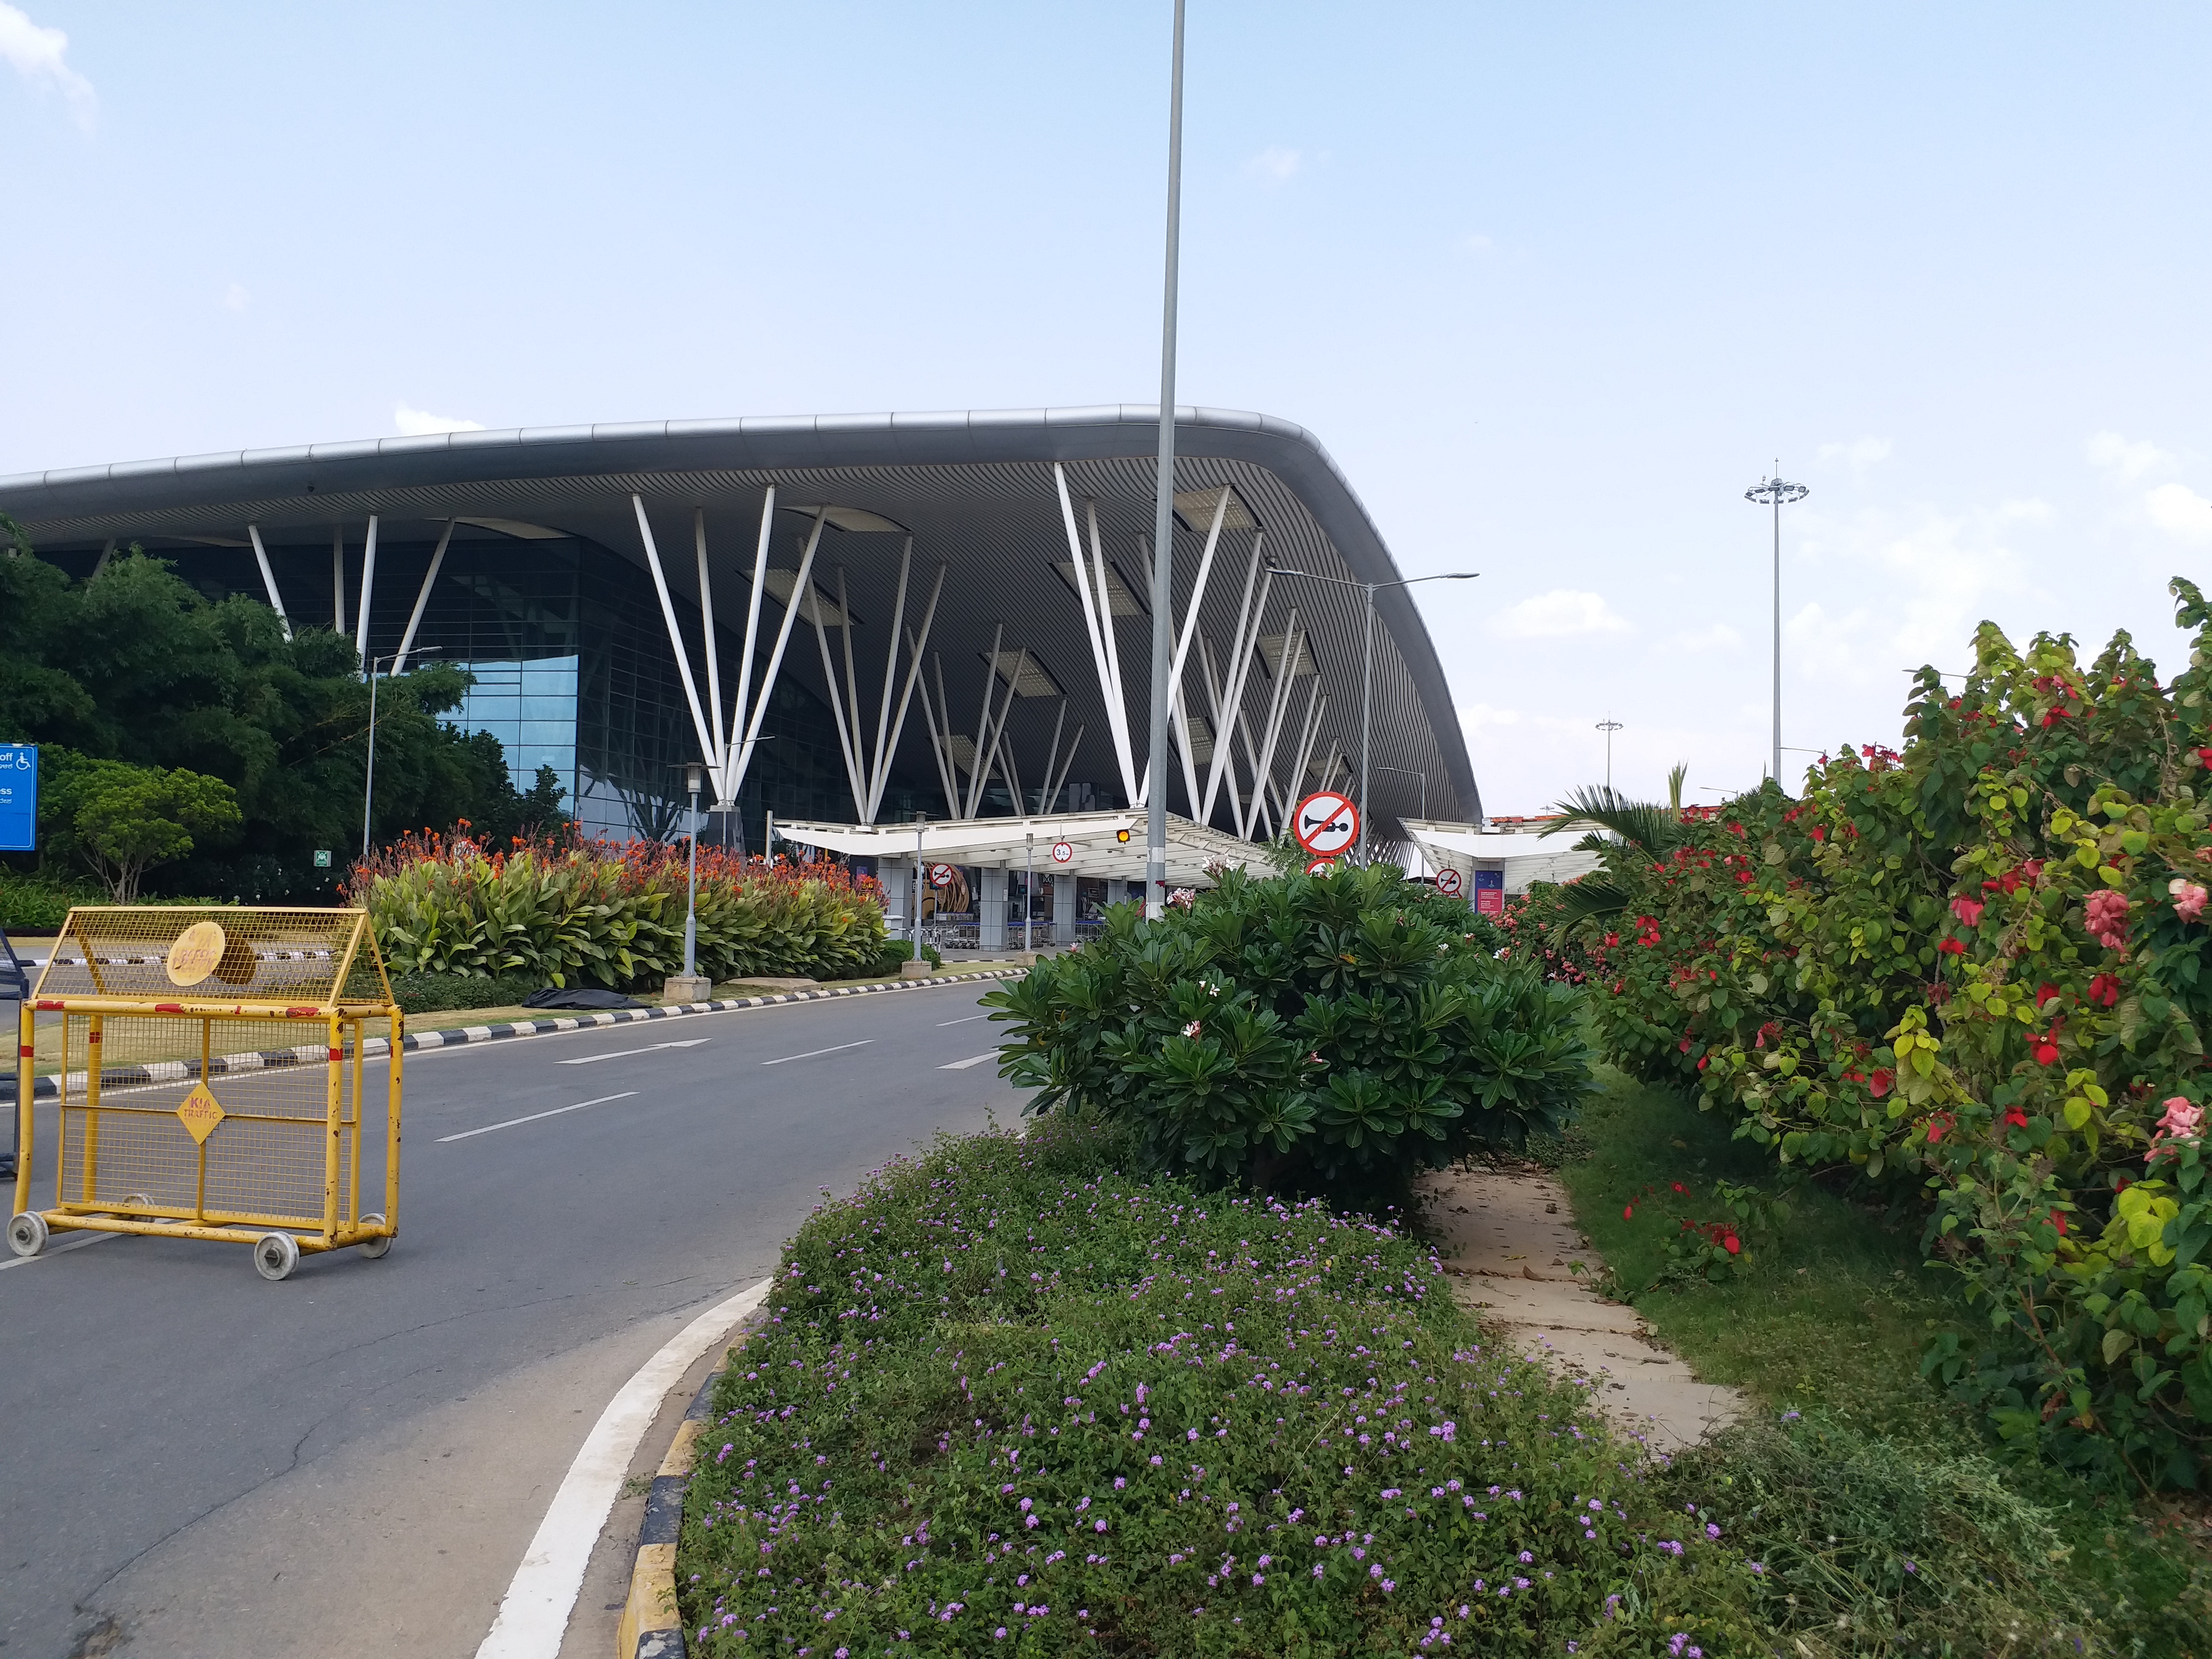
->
[8,906,404,1280]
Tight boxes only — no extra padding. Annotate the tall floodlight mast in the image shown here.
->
[1743,464,1808,787]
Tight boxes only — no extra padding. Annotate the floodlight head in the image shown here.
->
[1744,477,1809,506]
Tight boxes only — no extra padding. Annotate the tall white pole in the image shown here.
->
[685,779,700,979]
[1143,0,1187,921]
[1358,584,1374,863]
[1771,480,1782,785]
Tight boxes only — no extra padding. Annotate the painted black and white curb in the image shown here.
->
[2,969,1023,1101]
[617,1363,730,1658]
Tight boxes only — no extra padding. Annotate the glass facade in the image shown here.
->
[144,529,886,847]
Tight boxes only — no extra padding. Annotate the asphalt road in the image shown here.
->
[0,983,1024,1658]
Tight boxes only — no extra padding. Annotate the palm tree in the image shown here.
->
[1535,781,1687,929]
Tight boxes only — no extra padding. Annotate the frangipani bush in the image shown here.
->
[984,863,1589,1204]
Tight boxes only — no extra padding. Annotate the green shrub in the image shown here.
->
[677,1118,1778,1658]
[878,937,944,971]
[983,864,1589,1204]
[0,872,105,933]
[1517,576,2212,1488]
[386,969,541,1015]
[351,832,886,990]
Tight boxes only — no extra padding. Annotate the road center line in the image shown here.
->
[438,1092,640,1142]
[473,1276,773,1659]
[940,1051,997,1070]
[760,1039,872,1066]
[936,1014,988,1026]
[556,1038,712,1066]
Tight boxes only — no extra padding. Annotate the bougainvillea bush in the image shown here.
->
[676,1118,1784,1658]
[348,827,886,988]
[1518,578,2212,1487]
[983,864,1589,1204]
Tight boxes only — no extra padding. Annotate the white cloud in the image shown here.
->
[1673,622,1741,652]
[1491,589,1630,638]
[223,283,250,314]
[0,2,95,126]
[2145,481,2212,544]
[2087,430,2174,482]
[1815,436,1891,482]
[1247,145,1301,181]
[394,402,485,436]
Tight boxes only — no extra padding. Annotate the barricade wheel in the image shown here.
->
[358,1214,393,1259]
[7,1212,47,1258]
[252,1232,300,1282]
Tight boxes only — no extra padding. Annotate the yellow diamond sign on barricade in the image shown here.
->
[176,1082,225,1145]
[6,905,405,1282]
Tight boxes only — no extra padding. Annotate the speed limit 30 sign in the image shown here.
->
[1292,790,1358,858]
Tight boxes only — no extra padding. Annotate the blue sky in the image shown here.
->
[6,2,2209,813]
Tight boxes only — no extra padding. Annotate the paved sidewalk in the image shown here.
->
[1420,1165,1745,1454]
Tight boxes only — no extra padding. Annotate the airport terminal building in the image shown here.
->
[0,406,1478,905]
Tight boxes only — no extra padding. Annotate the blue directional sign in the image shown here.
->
[0,745,37,853]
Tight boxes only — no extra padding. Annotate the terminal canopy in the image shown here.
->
[775,809,1259,887]
[1399,817,1604,895]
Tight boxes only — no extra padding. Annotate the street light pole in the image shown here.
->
[361,646,441,858]
[1596,719,1623,793]
[1142,0,1188,921]
[1267,565,1477,860]
[683,761,704,980]
[1372,764,1426,821]
[1743,464,1808,787]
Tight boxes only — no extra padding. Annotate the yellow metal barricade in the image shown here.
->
[7,906,403,1281]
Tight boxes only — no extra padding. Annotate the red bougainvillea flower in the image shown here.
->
[2002,1106,2031,1128]
[1603,932,1620,948]
[1723,1234,1742,1255]
[2051,1210,2069,1238]
[2087,973,2121,1008]
[2035,983,2062,1009]
[2198,747,2212,768]
[2170,878,2209,924]
[1950,896,1986,927]
[1671,1182,1686,1194]
[1809,827,1826,842]
[2029,1029,2061,1066]
[1678,1035,1693,1053]
[1937,937,1967,956]
[1623,1205,1635,1220]
[1927,1113,1955,1143]
[1695,1055,1709,1072]
[1869,1069,1894,1099]
[2022,859,2044,883]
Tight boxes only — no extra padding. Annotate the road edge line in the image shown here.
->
[472,1277,773,1659]
[614,1343,737,1658]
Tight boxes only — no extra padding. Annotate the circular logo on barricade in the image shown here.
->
[166,920,228,987]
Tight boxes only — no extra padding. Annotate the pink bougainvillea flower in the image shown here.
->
[1869,1069,1894,1099]
[2158,1097,2203,1140]
[2170,878,2209,923]
[2085,890,2132,951]
[1950,896,1986,927]
[1937,937,1967,956]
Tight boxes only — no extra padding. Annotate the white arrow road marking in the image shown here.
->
[473,1276,773,1659]
[940,1052,997,1070]
[437,1092,639,1142]
[760,1039,873,1066]
[555,1038,713,1066]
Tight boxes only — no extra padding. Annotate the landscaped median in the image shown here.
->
[673,1117,1786,1657]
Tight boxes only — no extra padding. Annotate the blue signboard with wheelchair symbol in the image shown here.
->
[0,745,35,853]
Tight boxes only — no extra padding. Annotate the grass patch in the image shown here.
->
[1559,1064,2212,1653]
[679,1118,1796,1657]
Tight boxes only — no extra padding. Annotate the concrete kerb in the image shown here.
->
[1,969,1026,1101]
[616,1359,731,1658]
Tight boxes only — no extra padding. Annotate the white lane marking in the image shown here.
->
[437,1092,639,1142]
[473,1276,772,1659]
[555,1038,712,1066]
[0,1230,119,1272]
[759,1039,872,1067]
[940,1051,997,1070]
[936,1014,988,1026]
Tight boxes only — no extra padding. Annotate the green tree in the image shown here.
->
[44,754,241,901]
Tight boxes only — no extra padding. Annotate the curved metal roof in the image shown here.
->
[0,405,1478,830]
